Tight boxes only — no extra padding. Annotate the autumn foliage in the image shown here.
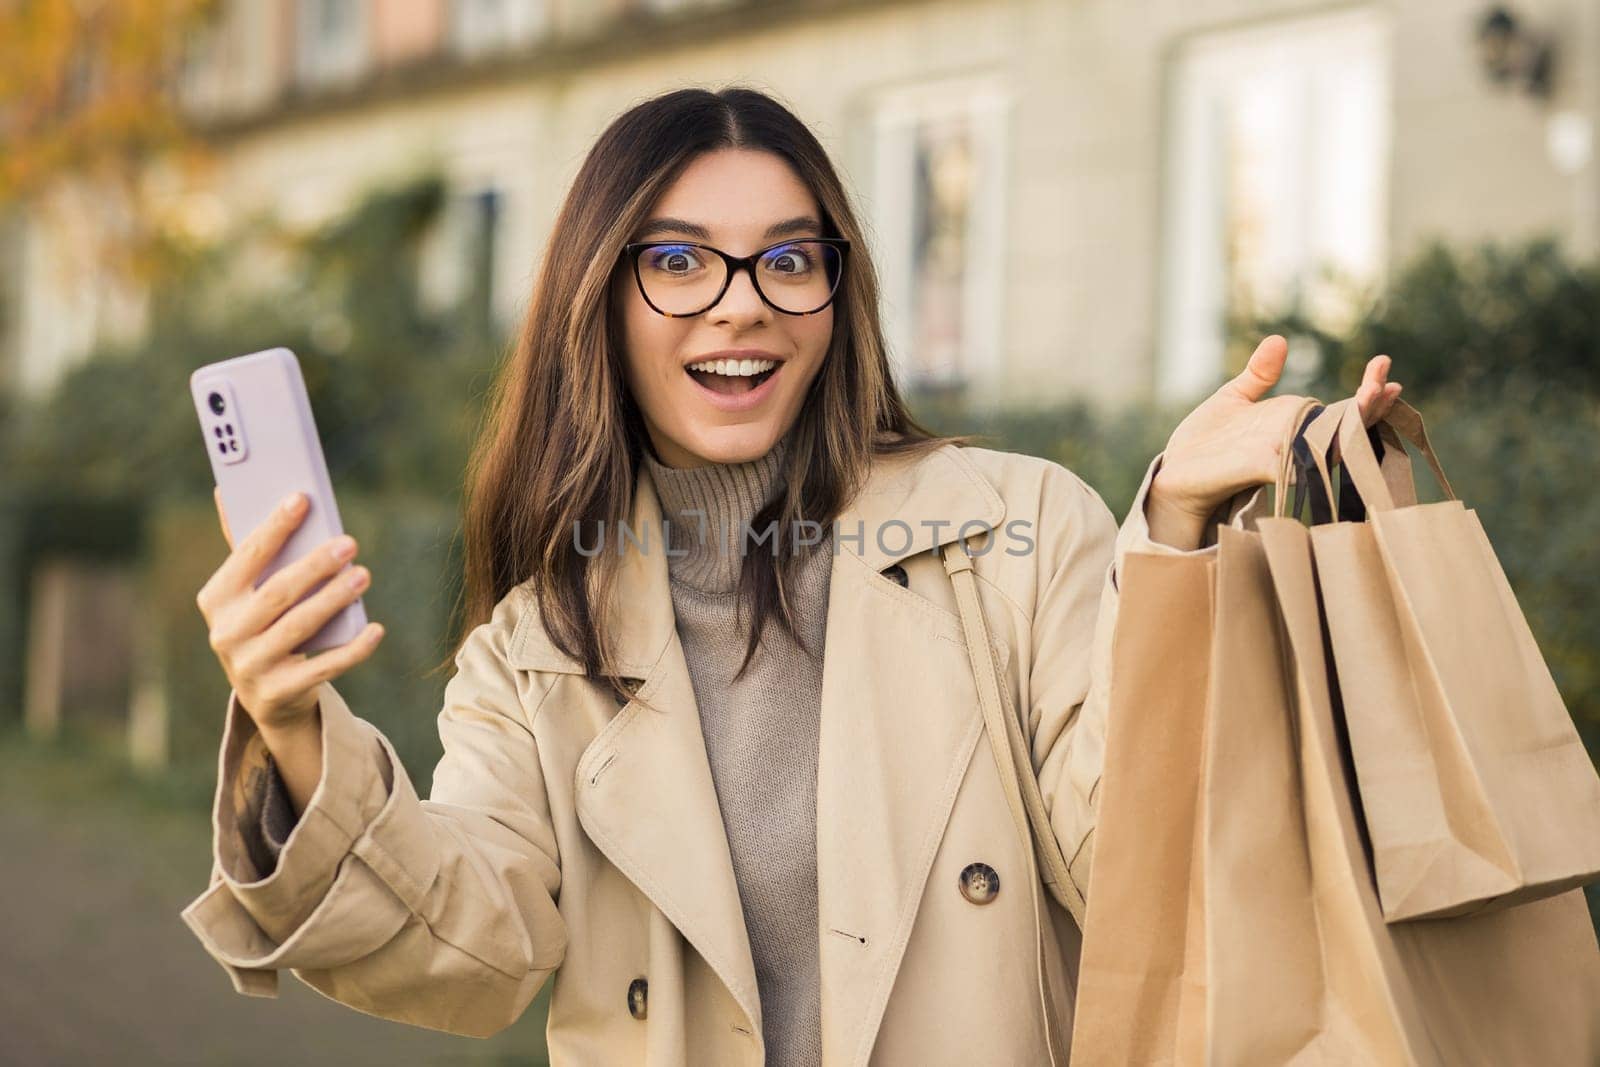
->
[0,0,217,205]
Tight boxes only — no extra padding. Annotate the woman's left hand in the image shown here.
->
[1144,335,1403,550]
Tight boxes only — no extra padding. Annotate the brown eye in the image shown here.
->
[761,244,814,276]
[645,245,704,275]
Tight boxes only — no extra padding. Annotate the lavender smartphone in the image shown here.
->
[190,347,368,654]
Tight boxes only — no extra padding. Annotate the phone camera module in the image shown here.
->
[208,392,226,415]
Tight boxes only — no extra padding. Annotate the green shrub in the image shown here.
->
[1247,239,1600,751]
[0,170,491,777]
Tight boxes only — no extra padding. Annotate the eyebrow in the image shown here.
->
[633,215,823,242]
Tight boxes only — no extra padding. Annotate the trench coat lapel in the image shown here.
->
[508,466,765,1032]
[507,443,1006,1058]
[815,445,1007,1063]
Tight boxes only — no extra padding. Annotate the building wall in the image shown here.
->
[1388,0,1598,258]
[7,0,1596,409]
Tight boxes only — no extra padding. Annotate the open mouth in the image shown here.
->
[685,359,781,397]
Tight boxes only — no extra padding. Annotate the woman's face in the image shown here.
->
[614,147,834,468]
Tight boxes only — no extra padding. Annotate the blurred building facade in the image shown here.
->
[4,0,1598,410]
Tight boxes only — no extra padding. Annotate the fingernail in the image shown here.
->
[281,492,305,514]
[331,536,357,561]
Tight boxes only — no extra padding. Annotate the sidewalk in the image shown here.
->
[0,728,551,1066]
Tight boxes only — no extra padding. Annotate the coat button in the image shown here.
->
[628,977,648,1020]
[882,563,909,587]
[959,862,1001,905]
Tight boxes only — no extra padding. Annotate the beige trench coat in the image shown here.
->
[181,442,1199,1065]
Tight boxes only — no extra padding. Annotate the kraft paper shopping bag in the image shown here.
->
[1197,523,1334,1062]
[1072,398,1322,1065]
[1300,398,1600,921]
[1068,548,1215,1065]
[1073,394,1600,1064]
[1252,513,1600,1065]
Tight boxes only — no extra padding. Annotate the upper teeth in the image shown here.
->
[687,358,777,377]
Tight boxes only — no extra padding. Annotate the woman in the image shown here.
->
[183,87,1401,1065]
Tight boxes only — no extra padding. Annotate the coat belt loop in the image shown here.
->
[941,539,975,575]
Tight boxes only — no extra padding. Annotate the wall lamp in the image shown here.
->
[1476,5,1555,99]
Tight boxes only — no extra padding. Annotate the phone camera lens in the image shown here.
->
[208,392,226,415]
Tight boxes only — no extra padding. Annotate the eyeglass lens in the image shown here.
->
[634,241,843,315]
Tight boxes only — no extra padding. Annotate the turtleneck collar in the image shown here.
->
[639,430,793,594]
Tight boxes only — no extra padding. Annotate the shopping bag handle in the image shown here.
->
[1269,396,1331,521]
[1291,403,1338,523]
[1345,419,1411,518]
[1336,397,1457,513]
[1292,396,1356,521]
[1298,397,1442,518]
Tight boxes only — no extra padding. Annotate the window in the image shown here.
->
[295,0,369,89]
[418,185,503,325]
[1159,8,1391,401]
[866,77,1011,394]
[176,0,278,120]
[451,0,551,57]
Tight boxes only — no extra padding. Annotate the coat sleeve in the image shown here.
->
[256,753,295,866]
[179,587,567,1039]
[1027,451,1223,906]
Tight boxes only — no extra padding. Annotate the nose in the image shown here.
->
[706,262,771,326]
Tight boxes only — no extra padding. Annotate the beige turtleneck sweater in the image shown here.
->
[255,429,831,1064]
[639,428,830,1067]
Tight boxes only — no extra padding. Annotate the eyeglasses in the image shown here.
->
[621,237,850,317]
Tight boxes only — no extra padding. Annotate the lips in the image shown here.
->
[683,359,785,412]
[686,363,779,396]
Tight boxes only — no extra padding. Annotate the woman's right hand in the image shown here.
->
[196,488,385,738]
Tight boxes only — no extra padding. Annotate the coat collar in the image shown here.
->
[504,439,1009,1060]
[506,440,1005,675]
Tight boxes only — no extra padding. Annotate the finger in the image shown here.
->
[275,622,386,694]
[1382,381,1402,415]
[253,562,369,665]
[214,487,235,551]
[1360,381,1404,426]
[1357,378,1381,423]
[246,533,358,636]
[1355,355,1387,420]
[1357,355,1386,403]
[211,492,309,599]
[1224,335,1289,403]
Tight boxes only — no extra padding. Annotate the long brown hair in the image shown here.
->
[436,86,968,704]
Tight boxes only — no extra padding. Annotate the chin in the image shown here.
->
[672,422,785,467]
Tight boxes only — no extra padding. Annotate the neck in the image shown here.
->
[640,432,792,593]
